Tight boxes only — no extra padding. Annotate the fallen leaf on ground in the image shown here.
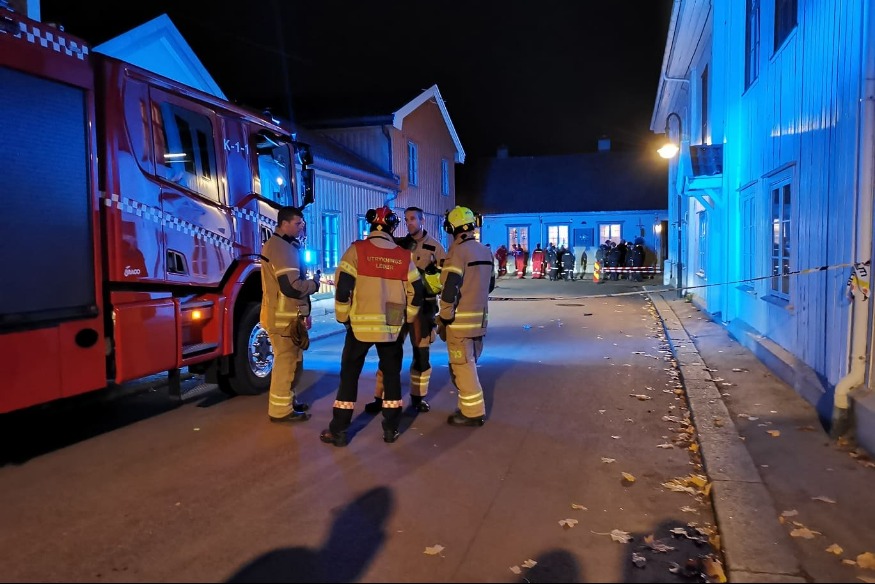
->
[610,529,633,543]
[656,443,675,449]
[602,457,616,463]
[509,566,521,574]
[843,559,858,566]
[790,527,821,539]
[702,557,727,583]
[858,577,875,583]
[631,552,647,568]
[812,495,836,504]
[598,409,606,414]
[611,435,621,440]
[521,559,538,568]
[858,552,875,569]
[644,535,675,552]
[768,430,781,437]
[687,474,708,488]
[826,543,844,555]
[621,472,636,483]
[781,509,799,517]
[571,503,588,510]
[559,518,579,529]
[424,544,445,555]
[681,506,698,514]
[630,394,652,401]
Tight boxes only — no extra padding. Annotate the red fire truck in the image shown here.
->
[0,8,315,414]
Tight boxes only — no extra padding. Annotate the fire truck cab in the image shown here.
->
[0,7,314,413]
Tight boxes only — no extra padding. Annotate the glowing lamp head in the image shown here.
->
[658,142,680,159]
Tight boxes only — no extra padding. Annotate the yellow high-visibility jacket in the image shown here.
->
[334,231,423,343]
[439,233,494,338]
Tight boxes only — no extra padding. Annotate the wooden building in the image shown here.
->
[652,0,875,445]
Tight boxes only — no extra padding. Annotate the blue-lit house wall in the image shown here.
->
[653,0,873,431]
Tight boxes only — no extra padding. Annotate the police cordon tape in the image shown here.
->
[490,258,872,301]
[318,258,871,301]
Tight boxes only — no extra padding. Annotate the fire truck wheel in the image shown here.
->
[218,302,272,396]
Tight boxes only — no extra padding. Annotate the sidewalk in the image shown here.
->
[651,293,875,583]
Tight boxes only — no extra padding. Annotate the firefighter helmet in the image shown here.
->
[443,206,477,234]
[365,206,400,232]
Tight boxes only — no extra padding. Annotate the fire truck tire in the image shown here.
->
[218,302,272,396]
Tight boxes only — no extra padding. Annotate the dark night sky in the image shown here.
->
[40,0,673,159]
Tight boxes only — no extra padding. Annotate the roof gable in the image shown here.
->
[393,85,465,164]
[93,14,226,100]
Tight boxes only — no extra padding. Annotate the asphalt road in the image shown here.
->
[0,278,723,583]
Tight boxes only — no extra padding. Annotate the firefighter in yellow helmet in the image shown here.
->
[437,206,495,426]
[320,206,424,446]
[365,206,447,414]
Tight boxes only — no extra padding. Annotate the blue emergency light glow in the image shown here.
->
[304,250,313,263]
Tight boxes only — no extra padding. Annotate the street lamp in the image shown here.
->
[657,112,684,298]
[658,112,682,159]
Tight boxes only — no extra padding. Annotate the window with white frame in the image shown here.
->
[740,186,756,289]
[407,141,418,187]
[322,212,339,270]
[547,225,569,247]
[508,225,529,251]
[599,223,621,244]
[745,0,760,89]
[770,180,792,297]
[441,159,450,196]
[697,210,707,277]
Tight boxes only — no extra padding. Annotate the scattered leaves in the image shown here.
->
[826,543,844,555]
[656,443,675,449]
[424,544,445,555]
[602,457,616,464]
[781,509,799,517]
[558,518,579,529]
[610,529,633,543]
[630,394,652,401]
[571,503,588,511]
[631,552,647,568]
[790,527,821,539]
[643,534,675,552]
[621,472,636,483]
[702,556,727,583]
[858,552,875,570]
[812,495,836,504]
[767,430,781,437]
[522,559,538,568]
[680,506,698,514]
[509,566,521,575]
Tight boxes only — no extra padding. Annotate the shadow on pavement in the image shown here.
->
[620,519,723,583]
[515,549,584,583]
[227,486,393,583]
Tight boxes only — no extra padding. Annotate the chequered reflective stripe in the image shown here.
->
[102,193,233,252]
[232,208,277,229]
[16,21,89,60]
[333,401,355,410]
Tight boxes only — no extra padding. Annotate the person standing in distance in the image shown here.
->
[320,206,424,446]
[260,206,321,423]
[365,206,447,414]
[437,206,495,427]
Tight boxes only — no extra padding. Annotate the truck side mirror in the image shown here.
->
[301,168,315,207]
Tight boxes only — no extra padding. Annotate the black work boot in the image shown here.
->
[383,429,400,443]
[410,395,430,413]
[364,397,383,414]
[447,410,485,427]
[320,429,348,447]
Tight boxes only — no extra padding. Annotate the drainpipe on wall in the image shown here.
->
[832,0,875,437]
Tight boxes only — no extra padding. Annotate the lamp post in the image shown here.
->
[658,112,684,298]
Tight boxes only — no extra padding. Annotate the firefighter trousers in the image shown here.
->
[373,300,436,400]
[330,328,405,434]
[446,332,486,418]
[267,331,304,418]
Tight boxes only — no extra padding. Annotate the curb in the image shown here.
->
[647,292,805,583]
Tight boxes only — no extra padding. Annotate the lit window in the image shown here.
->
[441,159,450,196]
[322,213,339,270]
[599,223,621,243]
[770,182,791,297]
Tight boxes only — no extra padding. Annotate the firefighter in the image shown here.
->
[495,244,508,277]
[365,206,447,414]
[438,206,495,427]
[320,206,424,446]
[260,206,321,423]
